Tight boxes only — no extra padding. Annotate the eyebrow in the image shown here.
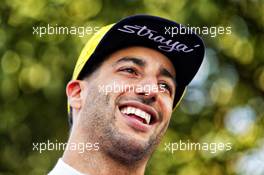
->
[113,57,146,67]
[160,67,177,87]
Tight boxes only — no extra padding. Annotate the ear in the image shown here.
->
[66,80,84,110]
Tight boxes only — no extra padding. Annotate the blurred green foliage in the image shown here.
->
[0,0,264,174]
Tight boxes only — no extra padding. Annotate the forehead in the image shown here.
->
[103,46,176,76]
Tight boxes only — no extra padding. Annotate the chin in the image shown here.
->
[105,133,154,164]
[101,120,156,164]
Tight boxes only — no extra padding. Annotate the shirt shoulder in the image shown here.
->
[48,158,86,175]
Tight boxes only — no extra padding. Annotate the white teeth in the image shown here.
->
[127,107,131,114]
[120,106,151,124]
[131,107,136,114]
[135,109,141,116]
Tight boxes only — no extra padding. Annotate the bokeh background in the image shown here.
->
[0,0,264,174]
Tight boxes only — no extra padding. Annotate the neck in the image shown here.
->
[62,129,148,175]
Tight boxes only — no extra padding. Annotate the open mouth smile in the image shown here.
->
[118,101,159,132]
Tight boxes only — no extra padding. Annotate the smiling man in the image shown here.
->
[49,15,205,175]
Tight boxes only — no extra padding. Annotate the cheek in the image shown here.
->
[160,95,174,109]
[97,79,129,108]
[158,96,173,120]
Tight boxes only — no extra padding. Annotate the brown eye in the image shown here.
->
[120,67,138,75]
[159,82,172,95]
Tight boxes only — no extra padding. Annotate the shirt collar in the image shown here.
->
[48,158,86,175]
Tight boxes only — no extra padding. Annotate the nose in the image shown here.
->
[135,77,158,103]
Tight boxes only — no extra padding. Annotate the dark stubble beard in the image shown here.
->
[79,83,169,165]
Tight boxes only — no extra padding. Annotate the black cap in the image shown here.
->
[78,15,205,107]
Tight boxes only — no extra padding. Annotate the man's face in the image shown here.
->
[75,46,176,163]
